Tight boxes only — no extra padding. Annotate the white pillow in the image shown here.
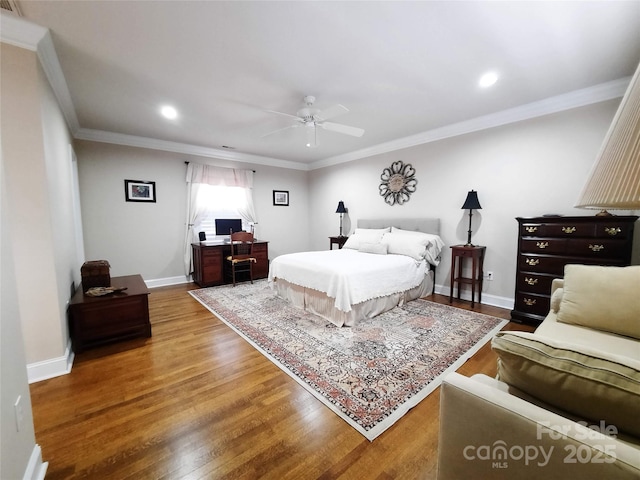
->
[390,228,444,265]
[359,242,388,255]
[381,232,430,261]
[342,227,390,250]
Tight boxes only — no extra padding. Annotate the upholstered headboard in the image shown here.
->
[357,218,440,235]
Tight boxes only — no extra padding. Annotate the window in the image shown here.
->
[193,184,250,239]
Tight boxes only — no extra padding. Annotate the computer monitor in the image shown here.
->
[214,218,243,236]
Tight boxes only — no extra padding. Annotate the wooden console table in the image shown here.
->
[192,240,269,287]
[449,245,486,307]
[68,274,151,353]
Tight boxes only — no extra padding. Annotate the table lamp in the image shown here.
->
[461,190,482,246]
[336,201,347,237]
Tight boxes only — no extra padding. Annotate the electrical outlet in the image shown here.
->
[14,395,24,432]
[486,271,494,281]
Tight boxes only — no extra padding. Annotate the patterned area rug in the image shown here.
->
[189,280,507,441]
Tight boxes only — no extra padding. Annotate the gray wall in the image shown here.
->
[309,100,640,306]
[75,140,310,282]
[1,42,60,480]
[77,99,640,307]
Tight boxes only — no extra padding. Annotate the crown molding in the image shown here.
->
[310,77,630,170]
[0,12,45,50]
[1,14,80,133]
[37,31,80,132]
[74,128,310,171]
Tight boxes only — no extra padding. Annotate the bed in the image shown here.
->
[268,218,444,326]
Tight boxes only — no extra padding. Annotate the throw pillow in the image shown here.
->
[492,331,640,438]
[381,232,430,261]
[556,264,640,340]
[389,227,445,265]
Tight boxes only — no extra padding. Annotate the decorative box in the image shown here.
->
[81,260,111,292]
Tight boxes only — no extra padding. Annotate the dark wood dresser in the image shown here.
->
[192,240,269,287]
[512,215,638,325]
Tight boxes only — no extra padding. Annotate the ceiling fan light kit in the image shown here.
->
[263,95,365,148]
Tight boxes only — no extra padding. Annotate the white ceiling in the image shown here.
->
[10,1,640,169]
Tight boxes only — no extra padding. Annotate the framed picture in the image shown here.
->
[125,180,156,202]
[273,190,289,206]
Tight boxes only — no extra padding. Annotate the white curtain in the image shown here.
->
[183,163,257,276]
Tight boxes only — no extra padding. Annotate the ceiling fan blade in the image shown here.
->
[265,109,302,121]
[261,124,299,138]
[314,104,349,122]
[320,121,364,138]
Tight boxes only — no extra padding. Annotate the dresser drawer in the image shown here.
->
[520,238,567,255]
[566,239,630,259]
[520,223,596,237]
[595,223,634,239]
[518,255,566,275]
[544,223,596,237]
[516,273,556,295]
[514,292,550,318]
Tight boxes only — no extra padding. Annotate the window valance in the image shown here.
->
[186,163,253,188]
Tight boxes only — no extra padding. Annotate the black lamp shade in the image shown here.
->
[461,190,482,210]
[336,201,347,214]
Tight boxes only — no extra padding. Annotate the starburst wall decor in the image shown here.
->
[379,161,417,205]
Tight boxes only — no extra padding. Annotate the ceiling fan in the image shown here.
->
[262,95,364,148]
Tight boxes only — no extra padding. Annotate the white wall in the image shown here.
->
[1,43,77,369]
[0,43,49,480]
[75,141,310,283]
[309,100,640,306]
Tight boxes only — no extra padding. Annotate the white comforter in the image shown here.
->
[268,249,427,312]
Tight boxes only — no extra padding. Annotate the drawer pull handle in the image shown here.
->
[524,298,536,306]
[525,226,538,233]
[589,244,604,252]
[536,241,549,249]
[562,226,576,234]
[525,258,540,266]
[605,227,621,236]
[525,277,538,286]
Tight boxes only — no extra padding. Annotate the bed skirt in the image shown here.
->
[271,271,434,327]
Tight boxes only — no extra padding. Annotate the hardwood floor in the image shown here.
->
[30,284,534,480]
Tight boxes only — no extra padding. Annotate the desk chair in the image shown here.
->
[226,231,257,286]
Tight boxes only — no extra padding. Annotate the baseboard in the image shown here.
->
[433,284,514,311]
[145,275,191,288]
[25,275,192,383]
[27,340,74,384]
[23,444,48,480]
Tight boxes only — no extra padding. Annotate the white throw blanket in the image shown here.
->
[268,249,427,312]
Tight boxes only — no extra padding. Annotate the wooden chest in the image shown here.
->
[81,260,111,291]
[511,215,637,325]
[69,274,151,352]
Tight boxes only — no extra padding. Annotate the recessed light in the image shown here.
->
[160,105,178,120]
[479,72,498,88]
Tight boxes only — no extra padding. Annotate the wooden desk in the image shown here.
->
[192,240,269,287]
[449,245,486,307]
[329,236,348,250]
[68,274,151,353]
